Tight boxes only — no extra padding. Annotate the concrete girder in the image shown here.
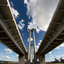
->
[37,0,64,55]
[61,33,64,35]
[0,0,27,55]
[2,19,14,22]
[0,20,24,55]
[0,31,4,33]
[8,28,17,31]
[40,17,64,55]
[58,9,64,11]
[51,22,63,24]
[0,4,8,6]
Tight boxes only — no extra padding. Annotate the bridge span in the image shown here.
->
[0,0,27,64]
[0,0,64,64]
[36,0,64,64]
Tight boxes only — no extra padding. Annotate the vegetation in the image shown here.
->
[46,63,64,64]
[0,61,18,64]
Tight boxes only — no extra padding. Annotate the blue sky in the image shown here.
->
[0,0,64,62]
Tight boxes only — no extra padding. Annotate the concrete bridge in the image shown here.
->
[36,0,64,64]
[0,0,64,64]
[0,0,27,64]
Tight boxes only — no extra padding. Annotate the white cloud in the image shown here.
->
[38,43,40,46]
[27,38,33,42]
[11,2,14,7]
[4,48,13,54]
[11,7,19,18]
[24,0,28,4]
[55,47,59,49]
[60,43,64,47]
[10,1,19,18]
[40,40,42,43]
[24,0,59,33]
[48,52,51,54]
[18,19,25,30]
[35,45,39,52]
[2,56,10,59]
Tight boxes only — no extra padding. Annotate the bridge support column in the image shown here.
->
[27,30,31,64]
[19,55,25,64]
[39,56,45,64]
[33,30,37,64]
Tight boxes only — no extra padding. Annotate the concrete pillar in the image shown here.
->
[19,55,25,64]
[27,30,31,64]
[39,56,45,64]
[33,30,37,64]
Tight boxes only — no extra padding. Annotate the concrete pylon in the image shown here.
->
[19,55,25,64]
[33,30,37,64]
[27,30,31,64]
[39,56,45,64]
[28,29,37,64]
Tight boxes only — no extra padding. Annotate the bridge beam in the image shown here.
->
[40,17,64,55]
[19,55,25,64]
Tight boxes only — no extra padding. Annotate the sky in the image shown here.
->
[0,0,64,62]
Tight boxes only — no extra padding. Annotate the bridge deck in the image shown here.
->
[0,0,27,55]
[37,0,64,55]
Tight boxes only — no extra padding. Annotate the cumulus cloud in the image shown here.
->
[40,40,42,43]
[24,0,59,33]
[4,48,13,54]
[27,38,33,42]
[38,43,40,46]
[55,47,60,49]
[11,1,19,18]
[2,56,10,59]
[11,7,19,18]
[18,19,25,30]
[48,52,51,54]
[36,45,39,52]
[11,2,14,7]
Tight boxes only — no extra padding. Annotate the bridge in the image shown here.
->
[0,0,27,64]
[0,0,64,64]
[36,0,64,64]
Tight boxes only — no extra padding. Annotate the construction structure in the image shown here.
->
[0,0,64,64]
[28,29,37,64]
[0,0,27,64]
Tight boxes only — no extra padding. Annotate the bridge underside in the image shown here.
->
[37,0,64,56]
[0,0,27,56]
[0,24,23,55]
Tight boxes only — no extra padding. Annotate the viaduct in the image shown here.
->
[0,0,64,64]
